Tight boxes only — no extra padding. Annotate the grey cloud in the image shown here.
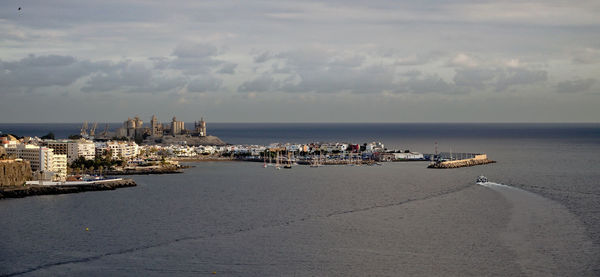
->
[572,48,600,64]
[556,78,596,93]
[187,76,223,92]
[81,62,185,93]
[453,68,496,90]
[254,51,274,63]
[282,65,395,94]
[395,52,442,66]
[238,75,280,92]
[173,43,219,59]
[397,75,459,94]
[329,55,365,67]
[169,43,225,74]
[217,62,237,74]
[402,70,422,78]
[0,54,109,91]
[495,68,547,92]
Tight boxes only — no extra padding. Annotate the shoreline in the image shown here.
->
[0,178,137,199]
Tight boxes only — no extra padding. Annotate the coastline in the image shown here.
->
[0,178,137,199]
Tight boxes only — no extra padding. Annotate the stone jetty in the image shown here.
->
[0,178,137,199]
[428,154,496,169]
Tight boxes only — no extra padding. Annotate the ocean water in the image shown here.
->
[1,123,599,276]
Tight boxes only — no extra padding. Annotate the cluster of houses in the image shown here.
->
[1,131,426,182]
[155,141,425,162]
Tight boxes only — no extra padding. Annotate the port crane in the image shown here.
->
[101,124,109,137]
[89,122,98,137]
[80,121,88,137]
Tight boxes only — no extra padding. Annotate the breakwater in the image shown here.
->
[0,178,136,199]
[105,167,184,175]
[428,154,495,169]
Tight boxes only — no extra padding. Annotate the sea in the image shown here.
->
[1,123,599,276]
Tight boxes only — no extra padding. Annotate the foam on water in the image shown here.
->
[478,181,599,276]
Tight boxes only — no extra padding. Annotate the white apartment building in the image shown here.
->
[52,154,67,181]
[106,141,139,160]
[67,139,95,163]
[4,143,66,180]
[4,144,54,172]
[45,139,96,163]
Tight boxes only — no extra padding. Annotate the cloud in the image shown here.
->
[556,78,596,93]
[173,43,219,59]
[217,62,237,74]
[453,68,497,90]
[447,53,479,68]
[81,61,185,93]
[238,75,280,92]
[397,74,459,94]
[254,51,274,63]
[187,76,223,92]
[495,68,547,91]
[0,54,110,92]
[395,52,442,66]
[169,43,225,74]
[572,48,600,64]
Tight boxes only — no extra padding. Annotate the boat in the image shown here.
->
[476,175,488,183]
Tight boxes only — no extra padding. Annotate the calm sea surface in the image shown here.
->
[1,123,599,276]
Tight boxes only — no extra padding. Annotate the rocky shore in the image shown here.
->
[0,178,137,199]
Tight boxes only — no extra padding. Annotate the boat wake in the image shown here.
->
[477,181,598,276]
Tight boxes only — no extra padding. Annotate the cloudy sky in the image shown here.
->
[1,0,599,123]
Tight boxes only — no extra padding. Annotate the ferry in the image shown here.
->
[476,175,488,183]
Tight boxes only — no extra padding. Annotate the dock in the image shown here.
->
[428,154,495,169]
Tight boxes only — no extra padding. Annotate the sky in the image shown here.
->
[0,0,599,123]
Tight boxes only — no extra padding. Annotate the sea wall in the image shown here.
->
[428,154,495,169]
[0,178,136,199]
[0,159,33,187]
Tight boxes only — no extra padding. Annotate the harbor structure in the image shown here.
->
[170,117,185,136]
[428,154,495,169]
[194,118,207,137]
[116,116,145,139]
[113,115,209,139]
[150,115,163,137]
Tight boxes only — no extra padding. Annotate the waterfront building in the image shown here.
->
[52,154,67,181]
[44,140,68,155]
[365,142,385,153]
[3,143,66,180]
[106,141,139,160]
[68,139,96,163]
[4,144,53,172]
[45,139,96,163]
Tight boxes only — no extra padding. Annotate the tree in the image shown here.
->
[68,134,83,139]
[41,132,55,140]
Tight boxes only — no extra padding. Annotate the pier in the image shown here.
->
[427,154,495,169]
